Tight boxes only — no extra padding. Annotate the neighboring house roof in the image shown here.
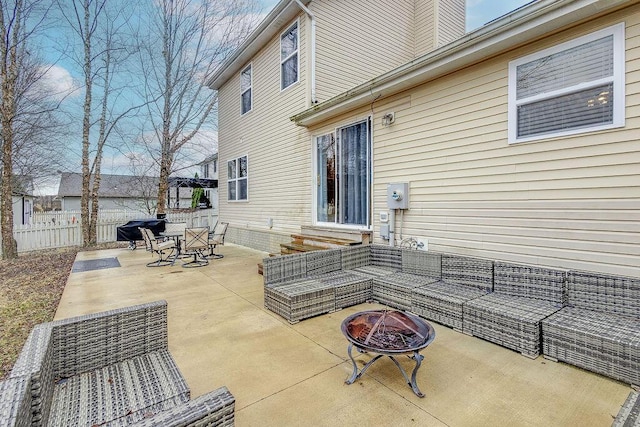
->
[11,175,34,197]
[290,0,630,126]
[207,0,311,89]
[57,173,159,198]
[199,153,218,165]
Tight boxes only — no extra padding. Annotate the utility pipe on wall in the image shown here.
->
[389,209,396,247]
[293,0,317,104]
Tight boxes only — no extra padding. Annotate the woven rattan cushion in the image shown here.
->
[0,376,32,427]
[351,265,399,278]
[370,245,402,269]
[306,249,342,277]
[612,391,640,427]
[442,255,493,291]
[402,250,441,278]
[567,270,640,318]
[340,245,371,270]
[262,253,307,285]
[411,281,489,329]
[131,386,235,427]
[48,350,189,427]
[494,262,566,304]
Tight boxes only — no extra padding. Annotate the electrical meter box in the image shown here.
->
[387,183,409,209]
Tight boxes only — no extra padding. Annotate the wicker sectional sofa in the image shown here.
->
[263,244,640,389]
[0,301,235,427]
[542,270,640,386]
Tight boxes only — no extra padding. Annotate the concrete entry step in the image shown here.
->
[300,225,371,245]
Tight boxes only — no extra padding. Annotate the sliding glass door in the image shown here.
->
[315,119,371,227]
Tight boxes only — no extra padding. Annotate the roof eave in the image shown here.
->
[206,0,311,90]
[291,0,632,127]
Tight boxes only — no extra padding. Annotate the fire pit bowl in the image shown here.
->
[341,310,435,397]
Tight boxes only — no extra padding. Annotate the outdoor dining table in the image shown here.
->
[160,230,186,258]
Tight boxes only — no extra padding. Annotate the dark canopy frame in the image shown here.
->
[168,177,218,209]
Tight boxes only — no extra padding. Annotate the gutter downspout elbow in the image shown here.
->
[293,0,317,105]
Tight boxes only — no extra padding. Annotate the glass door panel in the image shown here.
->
[316,134,336,223]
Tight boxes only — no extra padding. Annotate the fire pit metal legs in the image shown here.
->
[345,343,426,398]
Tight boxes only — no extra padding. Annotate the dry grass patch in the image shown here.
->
[0,249,76,379]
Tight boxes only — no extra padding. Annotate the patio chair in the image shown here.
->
[141,227,177,267]
[182,227,210,268]
[138,226,153,252]
[207,221,228,259]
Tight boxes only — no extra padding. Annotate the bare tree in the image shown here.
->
[135,0,259,214]
[61,0,141,246]
[0,0,58,259]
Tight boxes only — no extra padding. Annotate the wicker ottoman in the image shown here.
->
[264,279,336,323]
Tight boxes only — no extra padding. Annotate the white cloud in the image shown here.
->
[38,64,80,101]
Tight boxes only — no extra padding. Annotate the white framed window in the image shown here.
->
[314,118,372,227]
[280,21,299,90]
[227,155,248,201]
[241,64,252,115]
[508,23,625,144]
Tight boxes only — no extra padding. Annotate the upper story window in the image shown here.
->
[202,163,210,178]
[227,155,248,201]
[241,64,252,114]
[508,23,625,143]
[280,22,299,90]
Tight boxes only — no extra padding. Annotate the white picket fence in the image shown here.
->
[10,209,218,253]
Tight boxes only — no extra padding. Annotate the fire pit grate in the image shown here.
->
[341,310,435,397]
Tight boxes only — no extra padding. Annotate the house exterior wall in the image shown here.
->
[217,13,311,253]
[216,1,466,253]
[306,7,640,277]
[435,0,465,48]
[60,195,191,214]
[414,0,465,56]
[11,195,32,226]
[312,0,416,102]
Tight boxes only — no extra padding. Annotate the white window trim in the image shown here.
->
[240,63,252,115]
[280,20,300,92]
[508,23,625,144]
[227,155,248,202]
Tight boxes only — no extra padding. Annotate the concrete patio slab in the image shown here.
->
[55,244,632,426]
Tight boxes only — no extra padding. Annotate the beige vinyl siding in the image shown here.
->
[313,10,640,277]
[217,14,313,250]
[414,0,435,57]
[435,0,465,47]
[312,0,415,102]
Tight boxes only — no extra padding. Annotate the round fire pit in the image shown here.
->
[341,310,435,397]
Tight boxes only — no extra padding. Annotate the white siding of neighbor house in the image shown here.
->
[217,13,312,246]
[312,0,416,102]
[308,7,640,277]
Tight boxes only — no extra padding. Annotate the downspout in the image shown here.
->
[293,0,317,104]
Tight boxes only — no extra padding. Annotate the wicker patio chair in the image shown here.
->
[462,262,566,358]
[207,222,228,259]
[182,227,209,268]
[0,301,235,426]
[141,228,176,267]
